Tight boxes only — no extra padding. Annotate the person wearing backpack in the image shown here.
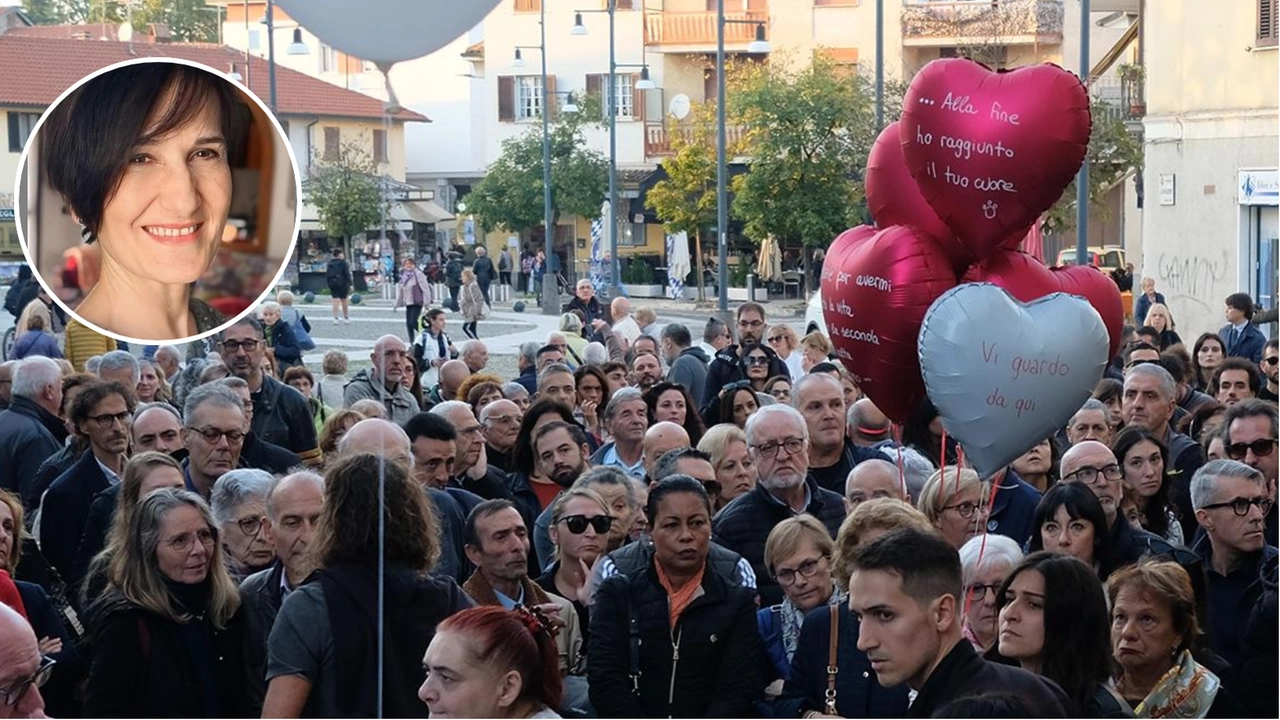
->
[276,291,315,352]
[445,252,464,311]
[325,248,352,324]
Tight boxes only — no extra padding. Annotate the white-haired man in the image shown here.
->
[0,357,66,507]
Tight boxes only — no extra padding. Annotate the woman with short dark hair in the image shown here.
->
[1028,483,1112,578]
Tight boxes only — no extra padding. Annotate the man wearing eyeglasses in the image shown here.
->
[1190,459,1277,671]
[480,399,522,473]
[699,303,791,416]
[1259,338,1278,402]
[180,383,248,500]
[217,318,320,465]
[1123,364,1206,540]
[712,405,846,606]
[1222,399,1278,544]
[0,601,49,718]
[39,380,135,577]
[431,402,519,507]
[218,378,300,475]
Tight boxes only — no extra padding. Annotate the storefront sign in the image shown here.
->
[1239,169,1279,206]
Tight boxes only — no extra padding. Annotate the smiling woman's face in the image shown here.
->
[97,91,231,286]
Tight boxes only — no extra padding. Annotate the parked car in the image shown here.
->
[1055,245,1127,274]
[806,290,827,336]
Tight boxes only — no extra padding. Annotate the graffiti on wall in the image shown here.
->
[1156,251,1230,309]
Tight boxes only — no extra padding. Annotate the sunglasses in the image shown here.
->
[1265,356,1278,366]
[744,356,770,366]
[557,514,613,534]
[1225,438,1277,460]
[767,335,786,343]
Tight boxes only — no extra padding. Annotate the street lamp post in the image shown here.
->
[572,5,655,300]
[512,2,557,313]
[716,0,770,313]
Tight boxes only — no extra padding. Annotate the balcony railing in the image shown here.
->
[645,122,747,157]
[900,0,1063,45]
[1091,74,1146,123]
[644,10,769,47]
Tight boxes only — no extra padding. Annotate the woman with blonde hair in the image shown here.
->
[767,325,805,380]
[799,331,833,374]
[559,313,589,361]
[698,424,757,511]
[317,408,364,458]
[84,488,246,716]
[917,466,990,549]
[459,268,487,340]
[537,486,613,640]
[1143,303,1182,350]
[134,358,171,404]
[758,515,843,692]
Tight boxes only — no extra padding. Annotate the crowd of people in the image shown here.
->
[0,272,1275,719]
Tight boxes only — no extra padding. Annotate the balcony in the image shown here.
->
[644,10,769,51]
[900,0,1063,47]
[1091,73,1146,125]
[645,122,747,158]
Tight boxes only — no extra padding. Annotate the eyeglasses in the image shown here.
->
[235,515,265,537]
[744,356,770,367]
[965,582,1002,603]
[774,556,826,586]
[767,335,786,343]
[85,410,131,429]
[1225,438,1277,460]
[1264,356,1278,366]
[752,437,805,458]
[1200,496,1274,517]
[166,527,217,554]
[187,426,245,444]
[941,501,986,519]
[0,655,55,707]
[557,514,613,534]
[219,339,261,353]
[738,319,763,329]
[485,414,521,426]
[1065,464,1123,485]
[459,425,484,438]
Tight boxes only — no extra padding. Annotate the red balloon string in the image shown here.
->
[939,429,947,476]
[961,473,1003,621]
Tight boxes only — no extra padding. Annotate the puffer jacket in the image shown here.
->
[588,555,764,718]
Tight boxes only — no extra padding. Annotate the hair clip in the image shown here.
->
[513,604,560,639]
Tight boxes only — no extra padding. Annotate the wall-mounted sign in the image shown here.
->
[1239,169,1279,206]
[1158,174,1175,206]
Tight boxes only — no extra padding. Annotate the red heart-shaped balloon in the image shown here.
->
[821,225,958,422]
[866,122,971,272]
[961,250,1123,358]
[900,59,1091,262]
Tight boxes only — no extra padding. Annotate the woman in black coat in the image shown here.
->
[588,476,764,718]
[83,489,247,718]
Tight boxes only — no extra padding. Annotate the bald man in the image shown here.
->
[480,399,521,472]
[343,334,418,425]
[0,602,47,718]
[337,419,473,581]
[844,458,907,511]
[1061,440,1172,576]
[430,401,515,503]
[428,360,470,404]
[642,422,691,480]
[611,297,641,350]
[847,398,892,448]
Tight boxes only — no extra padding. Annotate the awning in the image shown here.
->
[397,200,454,225]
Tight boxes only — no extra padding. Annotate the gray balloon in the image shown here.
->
[275,0,499,64]
[917,283,1108,479]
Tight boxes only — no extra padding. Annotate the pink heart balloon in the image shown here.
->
[1051,265,1124,359]
[866,122,971,271]
[900,59,1091,262]
[961,250,1057,302]
[822,225,958,422]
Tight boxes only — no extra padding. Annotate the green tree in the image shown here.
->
[644,102,722,300]
[727,52,884,293]
[1042,98,1144,233]
[22,0,216,41]
[304,142,383,257]
[465,104,608,236]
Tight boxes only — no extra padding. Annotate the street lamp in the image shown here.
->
[716,0,770,312]
[515,2,558,314]
[261,0,310,113]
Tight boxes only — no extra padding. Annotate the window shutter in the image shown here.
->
[498,75,515,122]
[586,74,604,116]
[7,113,18,153]
[1261,0,1279,47]
[632,74,645,121]
[546,74,557,121]
[323,126,340,160]
[615,0,634,8]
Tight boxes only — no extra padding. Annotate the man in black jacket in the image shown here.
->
[472,246,495,304]
[848,528,1072,717]
[713,404,846,605]
[240,470,324,716]
[0,356,67,509]
[219,378,301,474]
[700,302,789,415]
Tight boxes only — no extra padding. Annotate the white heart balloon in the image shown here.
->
[276,0,500,64]
[918,283,1108,479]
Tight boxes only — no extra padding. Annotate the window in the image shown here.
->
[323,126,340,160]
[320,43,338,73]
[613,73,634,119]
[619,221,646,247]
[1260,0,1278,47]
[373,129,388,163]
[247,29,260,51]
[514,0,541,10]
[7,112,38,153]
[587,73,642,120]
[517,75,543,120]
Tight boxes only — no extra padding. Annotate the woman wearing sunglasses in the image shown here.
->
[741,343,779,394]
[766,325,805,381]
[537,487,613,646]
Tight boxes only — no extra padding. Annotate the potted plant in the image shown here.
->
[621,257,664,298]
[726,259,767,301]
[1117,63,1146,116]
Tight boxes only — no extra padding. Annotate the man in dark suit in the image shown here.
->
[1221,292,1267,363]
[39,381,134,577]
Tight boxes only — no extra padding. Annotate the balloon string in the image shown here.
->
[955,445,966,494]
[961,474,1003,623]
[939,428,947,476]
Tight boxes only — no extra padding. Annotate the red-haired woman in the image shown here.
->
[419,605,564,718]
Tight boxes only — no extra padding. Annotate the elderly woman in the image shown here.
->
[917,466,990,549]
[466,380,505,420]
[1027,482,1113,579]
[1143,303,1182,351]
[83,489,246,717]
[317,408,363,458]
[420,606,564,719]
[588,476,763,718]
[799,332,833,374]
[957,533,1023,653]
[262,453,472,717]
[697,424,757,511]
[560,313,589,361]
[758,516,845,696]
[773,498,924,718]
[209,469,276,582]
[260,301,302,376]
[1134,277,1165,327]
[1109,561,1245,717]
[767,325,805,380]
[459,268,486,340]
[992,552,1121,716]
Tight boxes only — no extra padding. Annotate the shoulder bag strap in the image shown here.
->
[824,606,839,715]
[627,591,642,699]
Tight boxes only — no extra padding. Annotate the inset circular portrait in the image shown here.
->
[16,57,300,344]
